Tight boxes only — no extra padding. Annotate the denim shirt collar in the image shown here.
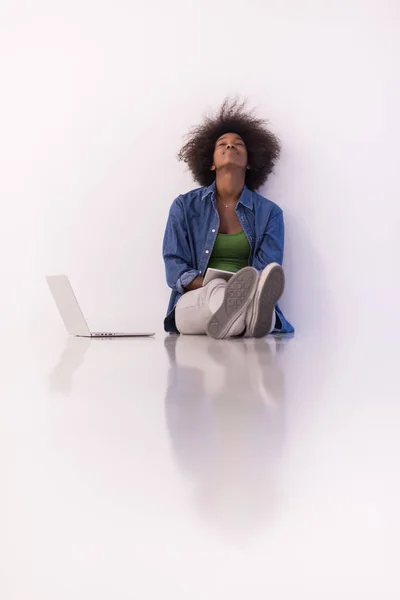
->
[201,181,254,210]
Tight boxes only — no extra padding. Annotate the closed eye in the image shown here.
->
[217,140,244,147]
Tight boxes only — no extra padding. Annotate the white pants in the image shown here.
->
[175,278,276,337]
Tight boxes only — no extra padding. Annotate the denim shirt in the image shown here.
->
[162,182,294,334]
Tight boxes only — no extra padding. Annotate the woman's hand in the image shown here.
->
[184,276,204,291]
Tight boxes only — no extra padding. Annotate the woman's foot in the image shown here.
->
[247,263,285,338]
[206,267,259,339]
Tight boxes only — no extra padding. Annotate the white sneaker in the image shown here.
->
[206,267,259,340]
[247,263,285,338]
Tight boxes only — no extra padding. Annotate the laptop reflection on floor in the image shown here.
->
[46,275,155,338]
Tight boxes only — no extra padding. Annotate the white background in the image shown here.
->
[2,5,400,598]
[1,0,399,338]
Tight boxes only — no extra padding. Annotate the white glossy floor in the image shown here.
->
[2,331,400,599]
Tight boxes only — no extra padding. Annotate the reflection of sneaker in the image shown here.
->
[247,263,285,338]
[206,267,258,340]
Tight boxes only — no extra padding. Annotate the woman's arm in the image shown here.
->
[163,197,200,293]
[252,209,285,272]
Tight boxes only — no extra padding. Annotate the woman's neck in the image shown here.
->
[215,171,245,204]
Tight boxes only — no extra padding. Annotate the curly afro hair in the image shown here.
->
[178,98,281,192]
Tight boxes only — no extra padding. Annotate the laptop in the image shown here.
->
[46,275,155,338]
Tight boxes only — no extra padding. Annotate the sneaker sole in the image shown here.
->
[250,264,285,338]
[206,267,259,340]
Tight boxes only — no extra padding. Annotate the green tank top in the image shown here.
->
[207,230,251,273]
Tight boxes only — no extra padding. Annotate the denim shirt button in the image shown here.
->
[212,229,216,233]
[205,250,209,254]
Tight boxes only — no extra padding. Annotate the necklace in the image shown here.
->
[217,196,238,209]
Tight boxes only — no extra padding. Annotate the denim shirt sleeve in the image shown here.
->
[252,208,285,273]
[162,197,199,294]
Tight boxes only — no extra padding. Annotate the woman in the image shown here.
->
[163,99,294,339]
